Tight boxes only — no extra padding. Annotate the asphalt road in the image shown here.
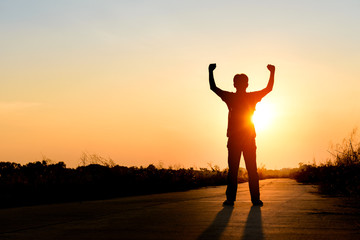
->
[0,178,359,240]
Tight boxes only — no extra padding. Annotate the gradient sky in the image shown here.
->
[1,0,360,169]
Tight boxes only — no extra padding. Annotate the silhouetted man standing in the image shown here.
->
[208,63,275,206]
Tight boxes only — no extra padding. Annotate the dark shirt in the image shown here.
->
[215,90,267,138]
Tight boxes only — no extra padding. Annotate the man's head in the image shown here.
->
[233,74,248,91]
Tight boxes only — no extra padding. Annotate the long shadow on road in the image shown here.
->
[242,206,264,240]
[197,205,263,240]
[197,206,234,240]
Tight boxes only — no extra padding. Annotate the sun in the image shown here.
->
[252,101,275,132]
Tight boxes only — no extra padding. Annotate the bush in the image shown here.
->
[0,161,229,208]
[0,157,298,208]
[293,129,360,196]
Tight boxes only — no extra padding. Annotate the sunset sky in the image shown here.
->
[1,0,360,169]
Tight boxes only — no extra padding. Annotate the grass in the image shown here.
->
[292,129,360,196]
[0,153,296,208]
[0,160,228,208]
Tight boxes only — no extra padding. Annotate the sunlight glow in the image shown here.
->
[252,101,275,132]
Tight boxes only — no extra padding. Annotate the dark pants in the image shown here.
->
[226,136,260,203]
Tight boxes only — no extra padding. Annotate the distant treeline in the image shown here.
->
[0,159,295,208]
[0,161,227,208]
[292,131,360,197]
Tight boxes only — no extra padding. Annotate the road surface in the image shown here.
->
[0,178,359,239]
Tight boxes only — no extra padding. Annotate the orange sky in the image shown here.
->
[1,1,360,169]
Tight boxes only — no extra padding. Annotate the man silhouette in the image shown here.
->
[208,63,275,206]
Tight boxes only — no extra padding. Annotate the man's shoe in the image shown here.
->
[222,200,234,206]
[252,200,263,206]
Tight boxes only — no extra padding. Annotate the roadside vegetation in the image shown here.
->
[0,160,225,208]
[0,152,294,208]
[292,129,360,196]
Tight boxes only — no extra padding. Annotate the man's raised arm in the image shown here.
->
[209,63,223,96]
[262,64,275,95]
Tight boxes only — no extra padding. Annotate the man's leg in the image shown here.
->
[225,138,241,202]
[243,139,261,204]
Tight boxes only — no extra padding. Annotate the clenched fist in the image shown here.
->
[209,63,216,71]
[267,64,275,72]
